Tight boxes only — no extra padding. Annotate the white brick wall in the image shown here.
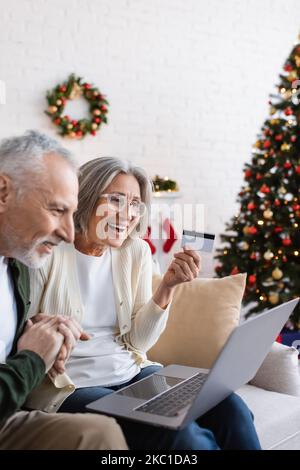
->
[0,0,299,247]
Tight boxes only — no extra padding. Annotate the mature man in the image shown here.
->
[0,130,127,450]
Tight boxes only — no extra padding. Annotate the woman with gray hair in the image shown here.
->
[27,157,261,450]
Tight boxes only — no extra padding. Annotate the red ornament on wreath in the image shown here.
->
[45,74,109,139]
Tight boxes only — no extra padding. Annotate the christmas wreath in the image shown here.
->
[45,74,109,139]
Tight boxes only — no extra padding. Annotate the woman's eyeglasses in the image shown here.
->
[100,193,144,216]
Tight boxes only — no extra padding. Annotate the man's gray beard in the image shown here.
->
[1,222,50,268]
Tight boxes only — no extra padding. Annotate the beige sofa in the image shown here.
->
[149,274,300,450]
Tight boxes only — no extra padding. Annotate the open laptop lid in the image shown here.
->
[182,298,299,426]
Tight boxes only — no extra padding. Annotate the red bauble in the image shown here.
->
[295,166,300,175]
[250,252,257,260]
[284,63,293,72]
[84,83,91,89]
[244,170,252,178]
[248,274,256,284]
[76,130,83,137]
[231,267,240,275]
[282,238,292,246]
[291,135,297,142]
[247,202,256,211]
[282,256,288,262]
[292,204,300,211]
[100,105,107,112]
[54,118,61,125]
[274,199,281,206]
[284,107,293,116]
[94,117,101,124]
[71,120,78,126]
[59,86,67,93]
[90,130,96,136]
[263,140,271,148]
[256,173,262,180]
[260,184,270,194]
[275,134,283,141]
[284,161,292,169]
[248,226,258,235]
[274,227,283,233]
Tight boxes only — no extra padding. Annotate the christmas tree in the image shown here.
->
[215,37,300,329]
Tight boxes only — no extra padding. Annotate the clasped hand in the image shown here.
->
[17,314,89,378]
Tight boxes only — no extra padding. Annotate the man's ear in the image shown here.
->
[0,174,13,213]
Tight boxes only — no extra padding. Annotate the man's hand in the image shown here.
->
[29,314,90,376]
[17,316,65,372]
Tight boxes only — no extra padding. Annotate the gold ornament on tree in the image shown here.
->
[263,250,274,261]
[287,71,298,82]
[263,209,273,219]
[239,241,249,251]
[269,292,280,305]
[272,267,283,280]
[281,143,291,151]
[295,55,300,67]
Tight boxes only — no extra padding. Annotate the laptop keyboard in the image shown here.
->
[135,372,207,417]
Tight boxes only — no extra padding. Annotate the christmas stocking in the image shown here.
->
[162,218,177,253]
[143,226,156,255]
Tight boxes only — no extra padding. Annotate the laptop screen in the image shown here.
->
[116,374,184,400]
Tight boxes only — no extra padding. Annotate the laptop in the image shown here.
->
[86,298,299,430]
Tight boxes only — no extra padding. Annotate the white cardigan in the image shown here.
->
[25,238,169,412]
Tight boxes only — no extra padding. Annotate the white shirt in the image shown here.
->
[66,248,140,387]
[0,256,18,362]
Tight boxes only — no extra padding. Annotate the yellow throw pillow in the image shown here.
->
[148,273,246,369]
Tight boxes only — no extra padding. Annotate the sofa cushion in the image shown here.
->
[148,273,246,368]
[249,341,300,396]
[238,384,300,450]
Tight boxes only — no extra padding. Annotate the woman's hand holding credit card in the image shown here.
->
[181,230,215,252]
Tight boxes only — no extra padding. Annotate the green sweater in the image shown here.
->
[0,259,45,424]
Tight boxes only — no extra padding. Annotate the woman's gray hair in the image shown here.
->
[0,130,76,194]
[75,157,153,240]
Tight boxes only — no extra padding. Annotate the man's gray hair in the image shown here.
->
[75,157,153,240]
[0,130,76,193]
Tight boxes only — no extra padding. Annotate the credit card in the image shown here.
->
[181,230,215,252]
